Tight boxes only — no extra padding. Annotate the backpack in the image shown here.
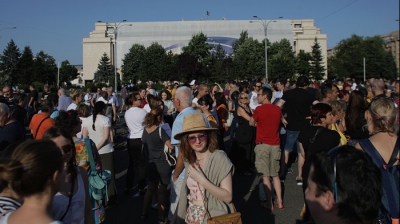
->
[358,138,399,221]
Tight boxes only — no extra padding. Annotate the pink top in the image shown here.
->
[187,176,205,201]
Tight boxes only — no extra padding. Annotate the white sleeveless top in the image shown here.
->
[52,167,85,224]
[0,212,62,224]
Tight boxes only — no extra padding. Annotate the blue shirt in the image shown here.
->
[58,95,72,111]
[171,107,211,180]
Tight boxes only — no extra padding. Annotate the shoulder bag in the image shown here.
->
[359,138,399,223]
[158,127,176,166]
[84,138,110,224]
[198,183,242,224]
[33,116,50,139]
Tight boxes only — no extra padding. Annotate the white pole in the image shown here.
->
[114,24,118,94]
[57,62,60,89]
[363,57,366,82]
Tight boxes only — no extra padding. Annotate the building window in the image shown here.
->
[294,24,302,28]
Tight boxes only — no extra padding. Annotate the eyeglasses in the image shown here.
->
[61,144,74,154]
[187,134,207,144]
[255,85,262,88]
[240,97,248,99]
[327,146,342,204]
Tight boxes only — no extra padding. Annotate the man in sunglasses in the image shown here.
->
[249,81,262,111]
[305,146,382,224]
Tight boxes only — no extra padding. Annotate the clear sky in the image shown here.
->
[0,0,398,65]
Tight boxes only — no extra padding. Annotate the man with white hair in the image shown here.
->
[371,79,386,98]
[168,86,211,222]
[57,88,72,111]
[0,102,26,150]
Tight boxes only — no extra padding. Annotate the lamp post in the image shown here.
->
[251,16,282,83]
[112,20,132,94]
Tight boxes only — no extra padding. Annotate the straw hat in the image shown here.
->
[174,113,217,140]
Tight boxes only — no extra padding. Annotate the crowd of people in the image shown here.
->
[0,75,398,224]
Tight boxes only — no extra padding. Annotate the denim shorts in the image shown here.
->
[284,130,300,153]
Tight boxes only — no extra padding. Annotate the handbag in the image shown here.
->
[84,138,110,224]
[158,127,176,166]
[197,182,242,224]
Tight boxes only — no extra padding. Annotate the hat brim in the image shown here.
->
[174,127,218,140]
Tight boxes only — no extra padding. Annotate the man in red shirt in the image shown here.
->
[250,87,286,210]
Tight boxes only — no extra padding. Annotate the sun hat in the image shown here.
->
[174,113,217,140]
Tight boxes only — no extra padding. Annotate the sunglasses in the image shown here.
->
[62,144,74,154]
[255,85,262,88]
[135,98,142,101]
[240,97,248,99]
[187,134,207,144]
[327,146,342,204]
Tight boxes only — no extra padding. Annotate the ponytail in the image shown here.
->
[92,101,106,131]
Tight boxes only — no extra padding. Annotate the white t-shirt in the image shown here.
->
[66,103,78,111]
[125,107,147,139]
[143,104,151,113]
[192,97,199,106]
[82,114,114,154]
[84,93,92,106]
[249,91,260,111]
[97,97,115,106]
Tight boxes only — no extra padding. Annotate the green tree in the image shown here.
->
[233,37,264,80]
[121,44,146,84]
[182,32,212,63]
[232,30,249,53]
[334,35,365,79]
[142,42,167,82]
[16,46,35,85]
[296,50,312,76]
[310,37,326,80]
[33,51,57,85]
[177,53,199,82]
[0,39,21,86]
[208,44,227,82]
[94,53,114,83]
[268,39,296,80]
[59,60,78,86]
[327,55,339,80]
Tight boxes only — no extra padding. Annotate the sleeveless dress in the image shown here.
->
[234,106,256,173]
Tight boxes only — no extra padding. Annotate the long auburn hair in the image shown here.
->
[178,130,219,164]
[346,90,368,132]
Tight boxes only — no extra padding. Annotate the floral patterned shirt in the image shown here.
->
[74,138,102,171]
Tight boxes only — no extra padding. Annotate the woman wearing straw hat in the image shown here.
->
[172,113,234,224]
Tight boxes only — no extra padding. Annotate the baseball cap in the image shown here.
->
[189,80,197,86]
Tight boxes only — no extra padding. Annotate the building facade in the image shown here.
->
[82,19,327,84]
[381,30,400,72]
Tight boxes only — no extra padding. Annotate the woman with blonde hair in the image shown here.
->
[356,98,399,222]
[67,89,83,111]
[327,100,347,145]
[234,91,256,175]
[173,113,234,224]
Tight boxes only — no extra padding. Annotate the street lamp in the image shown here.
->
[251,16,282,83]
[111,20,132,94]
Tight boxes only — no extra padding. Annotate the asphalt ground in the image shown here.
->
[103,112,306,224]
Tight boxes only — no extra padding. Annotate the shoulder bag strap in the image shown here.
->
[34,116,50,139]
[359,138,399,216]
[83,138,96,172]
[388,137,399,165]
[60,178,75,221]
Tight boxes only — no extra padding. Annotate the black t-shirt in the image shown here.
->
[0,121,26,151]
[11,105,27,126]
[281,88,313,131]
[41,91,51,100]
[298,126,341,158]
[28,90,38,106]
[142,127,170,163]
